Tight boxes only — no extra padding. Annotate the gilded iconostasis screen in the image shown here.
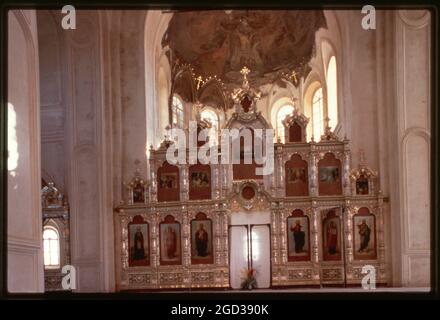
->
[8,8,431,297]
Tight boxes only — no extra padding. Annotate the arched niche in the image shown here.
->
[157,161,180,202]
[285,154,309,196]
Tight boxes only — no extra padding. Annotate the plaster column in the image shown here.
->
[393,10,431,287]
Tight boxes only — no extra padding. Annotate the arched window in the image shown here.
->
[312,88,324,140]
[201,108,219,133]
[171,95,184,128]
[43,226,60,268]
[7,102,18,174]
[276,104,294,143]
[201,108,219,145]
[327,56,338,130]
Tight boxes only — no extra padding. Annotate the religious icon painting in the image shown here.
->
[318,153,342,195]
[287,167,307,184]
[159,215,181,265]
[190,171,210,188]
[353,208,377,260]
[157,162,180,202]
[356,175,369,195]
[128,215,150,267]
[319,166,340,183]
[132,181,145,203]
[322,208,342,261]
[285,154,309,196]
[190,212,214,264]
[189,164,211,200]
[287,210,310,262]
[159,173,178,189]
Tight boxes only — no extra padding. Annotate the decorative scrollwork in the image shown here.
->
[320,125,340,142]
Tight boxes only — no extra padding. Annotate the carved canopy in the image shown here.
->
[282,109,309,143]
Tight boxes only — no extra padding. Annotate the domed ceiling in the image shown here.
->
[162,10,327,89]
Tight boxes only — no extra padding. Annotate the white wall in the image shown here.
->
[7,9,44,293]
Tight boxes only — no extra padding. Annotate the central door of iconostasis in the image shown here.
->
[229,211,271,289]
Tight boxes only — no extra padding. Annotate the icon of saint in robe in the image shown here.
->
[326,221,338,255]
[133,227,145,260]
[291,220,305,253]
[195,223,209,257]
[165,226,177,259]
[357,219,371,253]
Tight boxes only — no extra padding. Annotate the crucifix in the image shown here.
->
[290,70,298,85]
[195,75,204,90]
[240,66,250,89]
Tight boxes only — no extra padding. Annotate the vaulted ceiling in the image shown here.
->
[163,10,327,88]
